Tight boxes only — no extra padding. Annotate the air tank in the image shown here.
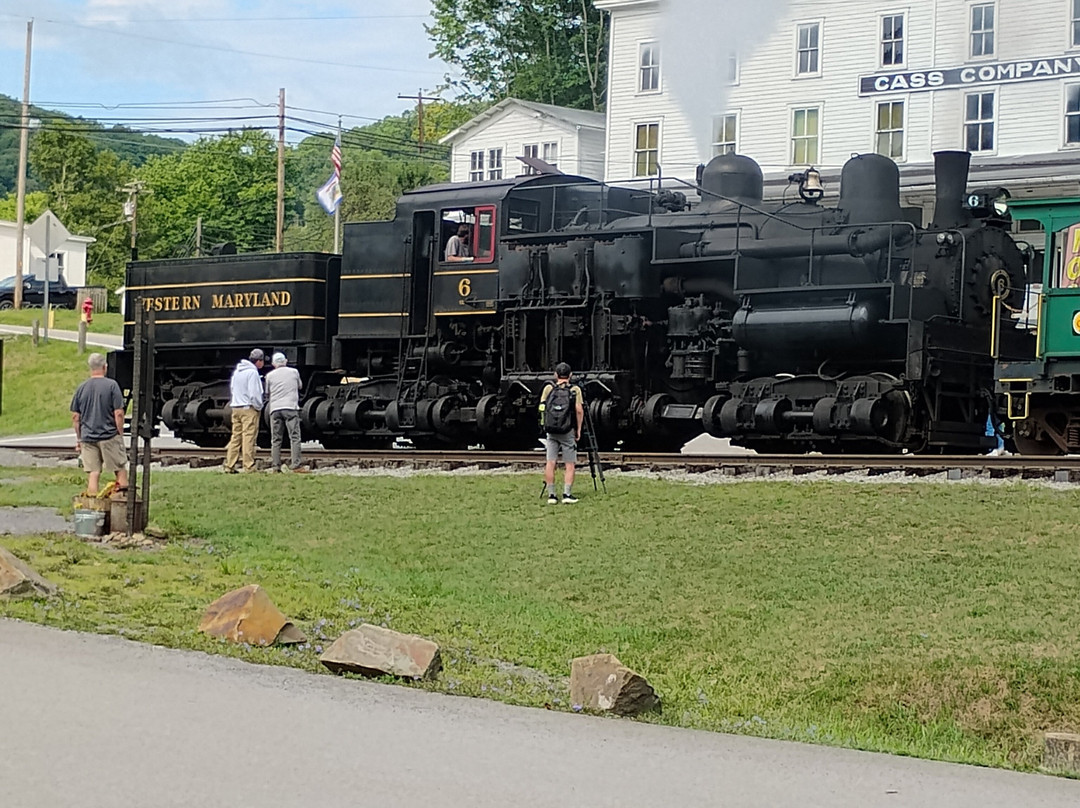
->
[837,153,902,224]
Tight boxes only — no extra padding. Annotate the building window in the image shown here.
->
[971,3,994,57]
[1073,0,1080,48]
[881,14,904,67]
[796,22,820,75]
[469,150,484,182]
[634,122,659,177]
[1067,85,1080,144]
[791,107,820,164]
[521,144,539,175]
[639,42,660,92]
[542,141,558,168]
[712,113,738,156]
[488,148,503,180]
[728,53,740,84]
[964,91,995,151]
[875,101,904,159]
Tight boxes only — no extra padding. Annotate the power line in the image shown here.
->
[41,18,446,76]
[82,14,430,23]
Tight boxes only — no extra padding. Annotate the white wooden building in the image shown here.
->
[0,214,95,287]
[597,0,1080,210]
[440,98,606,183]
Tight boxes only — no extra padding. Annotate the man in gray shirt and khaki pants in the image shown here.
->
[265,352,309,473]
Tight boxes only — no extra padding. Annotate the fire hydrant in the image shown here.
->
[81,296,94,324]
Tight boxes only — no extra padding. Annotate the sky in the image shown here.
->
[0,0,453,143]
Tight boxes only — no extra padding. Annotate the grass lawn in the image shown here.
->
[0,336,95,437]
[0,309,123,335]
[3,469,1080,770]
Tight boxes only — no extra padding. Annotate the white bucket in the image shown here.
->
[73,508,106,538]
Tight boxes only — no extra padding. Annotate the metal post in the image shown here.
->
[126,300,144,538]
[42,210,50,344]
[334,117,342,254]
[139,310,155,523]
[276,87,285,252]
[0,338,4,416]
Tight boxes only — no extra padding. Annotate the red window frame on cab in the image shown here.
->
[471,205,496,264]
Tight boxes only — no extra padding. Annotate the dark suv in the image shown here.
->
[0,275,78,310]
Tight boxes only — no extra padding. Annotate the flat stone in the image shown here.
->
[569,653,661,717]
[0,506,71,535]
[1044,732,1080,772]
[0,545,58,598]
[198,584,306,646]
[320,625,441,680]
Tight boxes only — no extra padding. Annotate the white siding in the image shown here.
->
[577,127,607,179]
[602,0,1080,186]
[0,222,93,287]
[447,106,603,182]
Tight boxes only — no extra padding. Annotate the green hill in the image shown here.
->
[0,94,185,194]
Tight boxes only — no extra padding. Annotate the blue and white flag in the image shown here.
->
[316,173,342,214]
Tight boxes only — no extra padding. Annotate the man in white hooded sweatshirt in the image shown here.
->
[223,348,265,473]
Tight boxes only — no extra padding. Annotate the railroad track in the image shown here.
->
[6,442,1080,481]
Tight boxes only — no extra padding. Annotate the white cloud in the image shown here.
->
[0,0,450,132]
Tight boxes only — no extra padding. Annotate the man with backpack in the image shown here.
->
[539,362,585,504]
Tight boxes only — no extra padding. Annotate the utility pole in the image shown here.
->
[398,88,439,155]
[195,215,202,257]
[276,87,285,252]
[14,19,33,311]
[120,181,149,261]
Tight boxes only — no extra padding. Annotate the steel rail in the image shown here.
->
[5,443,1080,479]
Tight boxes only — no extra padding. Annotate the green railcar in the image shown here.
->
[995,198,1080,454]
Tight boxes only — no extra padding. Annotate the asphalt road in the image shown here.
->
[2,620,1078,807]
[0,324,121,349]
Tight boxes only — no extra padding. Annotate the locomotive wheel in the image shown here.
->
[475,393,501,436]
[701,395,726,437]
[1012,431,1063,456]
[430,395,460,436]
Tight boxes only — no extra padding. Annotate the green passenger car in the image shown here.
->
[995,198,1080,454]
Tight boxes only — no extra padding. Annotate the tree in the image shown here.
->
[136,129,283,259]
[428,0,608,111]
[0,190,47,221]
[283,107,468,252]
[28,121,134,289]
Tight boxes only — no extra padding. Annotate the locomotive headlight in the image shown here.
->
[992,190,1011,217]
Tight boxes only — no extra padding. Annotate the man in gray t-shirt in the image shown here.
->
[264,352,308,473]
[71,353,129,495]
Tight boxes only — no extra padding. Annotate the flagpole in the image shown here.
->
[334,117,342,254]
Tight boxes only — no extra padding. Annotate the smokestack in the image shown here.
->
[931,151,971,230]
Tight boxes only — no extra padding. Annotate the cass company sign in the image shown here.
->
[859,55,1080,95]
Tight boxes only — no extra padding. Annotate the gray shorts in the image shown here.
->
[544,431,577,463]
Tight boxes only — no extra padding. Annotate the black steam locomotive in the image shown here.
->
[111,149,1031,454]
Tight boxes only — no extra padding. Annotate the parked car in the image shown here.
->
[0,275,78,309]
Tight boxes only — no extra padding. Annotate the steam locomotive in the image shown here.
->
[111,148,1032,454]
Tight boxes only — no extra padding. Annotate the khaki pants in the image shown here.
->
[224,407,260,472]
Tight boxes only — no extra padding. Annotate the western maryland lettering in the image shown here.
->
[142,289,292,312]
[211,290,291,309]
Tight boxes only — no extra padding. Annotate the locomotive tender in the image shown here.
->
[113,148,1032,454]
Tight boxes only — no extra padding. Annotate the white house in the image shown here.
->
[440,98,607,183]
[597,0,1080,213]
[0,214,95,287]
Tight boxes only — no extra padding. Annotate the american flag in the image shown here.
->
[330,135,342,178]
